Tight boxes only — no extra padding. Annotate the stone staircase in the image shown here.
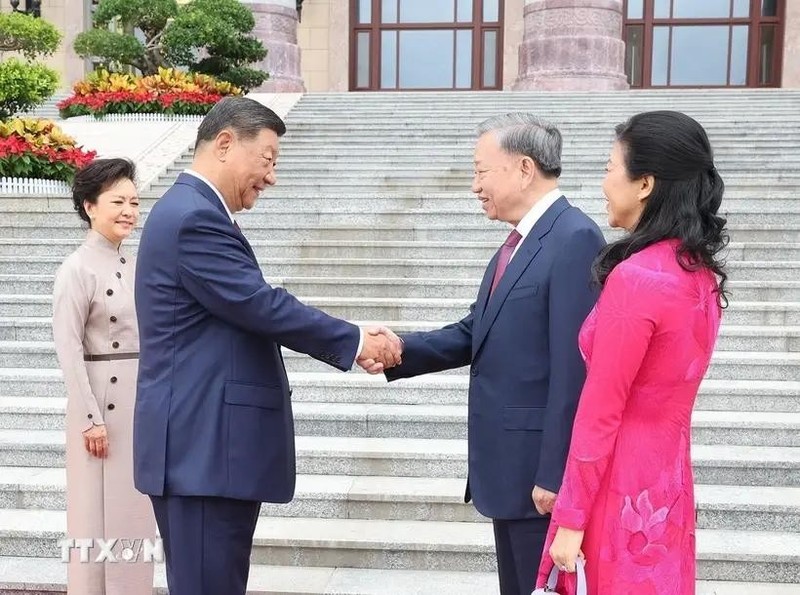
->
[22,94,70,121]
[0,90,799,594]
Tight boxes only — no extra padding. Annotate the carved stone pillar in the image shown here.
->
[514,0,628,91]
[243,0,306,92]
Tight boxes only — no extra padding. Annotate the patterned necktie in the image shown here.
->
[490,229,523,295]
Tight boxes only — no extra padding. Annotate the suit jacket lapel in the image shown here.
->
[233,224,257,262]
[473,249,500,326]
[175,173,258,262]
[473,197,570,356]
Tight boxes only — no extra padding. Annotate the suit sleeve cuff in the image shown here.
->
[352,327,365,368]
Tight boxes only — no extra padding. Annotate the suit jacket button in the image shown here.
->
[120,257,126,264]
[110,316,117,323]
[112,341,119,349]
[87,414,93,419]
[107,404,115,410]
[470,368,479,377]
[106,289,114,296]
[110,376,117,384]
[116,272,122,279]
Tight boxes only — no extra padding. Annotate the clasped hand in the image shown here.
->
[357,326,403,374]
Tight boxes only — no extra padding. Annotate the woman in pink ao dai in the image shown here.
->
[537,111,729,595]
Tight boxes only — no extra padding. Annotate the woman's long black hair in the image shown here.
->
[593,111,729,306]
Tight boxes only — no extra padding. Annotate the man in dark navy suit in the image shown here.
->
[383,114,606,595]
[133,97,400,595]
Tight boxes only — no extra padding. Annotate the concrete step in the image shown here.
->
[236,128,800,140]
[0,336,800,378]
[289,103,800,112]
[0,364,796,411]
[249,137,800,150]
[0,470,480,523]
[702,351,800,382]
[696,485,800,533]
[145,178,800,195]
[169,152,800,165]
[0,253,797,281]
[0,556,502,594]
[281,114,800,124]
[1,222,798,243]
[0,509,497,572]
[161,163,800,179]
[0,430,797,486]
[6,205,800,228]
[7,190,800,213]
[4,553,799,594]
[1,468,798,533]
[0,295,797,327]
[0,324,794,372]
[0,508,798,580]
[2,397,798,447]
[0,270,799,303]
[0,238,796,263]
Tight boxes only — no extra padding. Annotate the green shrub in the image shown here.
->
[74,28,147,72]
[74,0,269,92]
[0,58,59,120]
[0,12,61,59]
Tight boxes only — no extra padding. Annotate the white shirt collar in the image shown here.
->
[510,188,563,259]
[184,169,235,224]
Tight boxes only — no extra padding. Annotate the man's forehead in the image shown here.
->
[474,138,496,161]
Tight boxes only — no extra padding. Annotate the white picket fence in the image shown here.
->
[0,177,71,196]
[65,114,205,123]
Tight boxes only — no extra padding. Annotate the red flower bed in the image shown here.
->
[58,69,241,119]
[58,90,225,118]
[0,119,96,182]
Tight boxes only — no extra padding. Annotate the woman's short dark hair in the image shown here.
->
[71,158,137,226]
[593,110,729,306]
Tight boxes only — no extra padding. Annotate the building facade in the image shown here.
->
[8,0,800,91]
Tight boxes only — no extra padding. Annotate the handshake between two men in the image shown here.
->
[355,326,403,374]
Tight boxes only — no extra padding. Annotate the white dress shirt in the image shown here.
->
[510,187,563,262]
[182,169,365,365]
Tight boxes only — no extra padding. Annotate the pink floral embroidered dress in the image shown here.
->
[538,240,722,595]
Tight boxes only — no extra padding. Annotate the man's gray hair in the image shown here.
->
[476,113,562,178]
[195,97,286,150]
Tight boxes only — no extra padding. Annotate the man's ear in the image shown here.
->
[520,156,536,185]
[215,130,234,162]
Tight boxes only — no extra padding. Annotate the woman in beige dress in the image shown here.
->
[52,158,155,594]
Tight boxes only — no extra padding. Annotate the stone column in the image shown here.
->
[783,0,800,88]
[514,0,628,91]
[243,0,306,92]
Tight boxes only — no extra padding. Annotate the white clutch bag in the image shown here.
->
[531,559,587,595]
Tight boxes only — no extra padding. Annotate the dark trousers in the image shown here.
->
[150,494,261,595]
[493,517,550,595]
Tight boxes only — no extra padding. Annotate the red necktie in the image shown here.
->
[490,229,523,295]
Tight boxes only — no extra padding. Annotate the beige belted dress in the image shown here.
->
[52,229,155,594]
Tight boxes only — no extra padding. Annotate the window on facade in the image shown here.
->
[624,0,784,88]
[625,25,644,87]
[352,0,503,91]
[760,25,777,84]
